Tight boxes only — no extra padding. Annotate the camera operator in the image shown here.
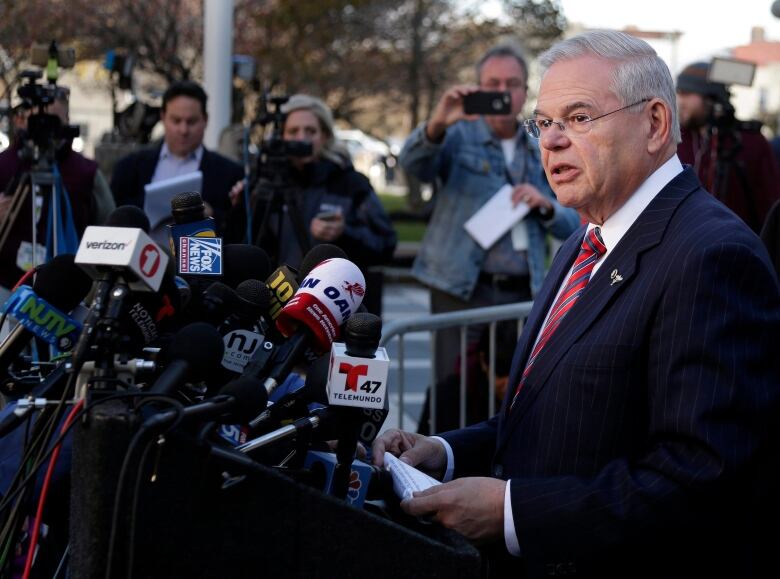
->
[676,61,780,233]
[0,86,115,299]
[226,94,397,313]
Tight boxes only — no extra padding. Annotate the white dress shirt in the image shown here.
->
[433,154,684,556]
[151,143,204,183]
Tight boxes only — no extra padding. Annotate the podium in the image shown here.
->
[70,401,482,578]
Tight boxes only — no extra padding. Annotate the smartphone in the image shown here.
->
[463,91,512,115]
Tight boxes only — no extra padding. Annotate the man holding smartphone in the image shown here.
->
[399,43,579,393]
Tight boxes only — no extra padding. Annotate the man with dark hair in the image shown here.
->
[111,80,243,234]
[676,61,780,233]
[399,42,579,389]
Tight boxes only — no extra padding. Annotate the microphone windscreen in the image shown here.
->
[218,377,268,422]
[105,205,151,233]
[170,191,206,223]
[222,245,272,289]
[344,312,382,357]
[236,279,272,313]
[166,322,225,373]
[276,258,366,352]
[33,254,92,311]
[298,244,348,282]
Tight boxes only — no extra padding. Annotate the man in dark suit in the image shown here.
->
[374,30,780,578]
[110,80,243,234]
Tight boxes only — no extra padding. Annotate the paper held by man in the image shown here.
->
[463,184,530,250]
[383,451,440,501]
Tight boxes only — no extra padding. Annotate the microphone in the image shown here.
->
[148,322,225,397]
[120,265,183,350]
[325,312,390,499]
[145,377,269,430]
[167,191,217,256]
[297,243,348,282]
[199,282,249,326]
[105,205,151,232]
[0,255,92,378]
[166,193,226,301]
[236,406,339,453]
[261,257,367,399]
[216,372,307,446]
[75,226,169,293]
[71,214,174,367]
[221,244,272,290]
[234,279,272,328]
[215,281,272,375]
[265,244,347,323]
[244,357,328,436]
[264,265,298,323]
[303,450,391,508]
[276,257,366,352]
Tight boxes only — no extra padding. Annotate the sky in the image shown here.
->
[557,0,780,74]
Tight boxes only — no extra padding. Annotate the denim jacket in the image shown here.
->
[400,118,580,300]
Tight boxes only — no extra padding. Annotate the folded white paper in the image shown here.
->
[144,171,203,231]
[384,452,441,501]
[464,184,530,250]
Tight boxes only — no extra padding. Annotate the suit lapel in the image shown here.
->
[496,226,584,441]
[497,168,701,450]
[141,145,162,188]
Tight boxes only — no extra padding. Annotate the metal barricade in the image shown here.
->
[380,301,534,434]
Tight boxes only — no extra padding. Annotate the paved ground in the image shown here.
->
[379,280,432,434]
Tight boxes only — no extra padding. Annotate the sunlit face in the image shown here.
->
[535,55,651,224]
[283,109,325,165]
[479,56,527,138]
[676,91,709,129]
[161,95,207,158]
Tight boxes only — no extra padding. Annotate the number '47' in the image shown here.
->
[360,380,382,394]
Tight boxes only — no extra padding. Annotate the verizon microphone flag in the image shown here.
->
[275,258,365,352]
[75,226,169,292]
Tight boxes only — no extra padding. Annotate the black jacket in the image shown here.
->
[110,142,243,233]
[227,157,397,273]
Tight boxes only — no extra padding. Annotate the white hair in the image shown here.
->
[539,30,681,143]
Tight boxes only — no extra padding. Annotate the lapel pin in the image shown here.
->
[610,269,623,286]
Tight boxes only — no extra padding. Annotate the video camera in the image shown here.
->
[255,92,313,179]
[15,41,80,161]
[705,57,761,135]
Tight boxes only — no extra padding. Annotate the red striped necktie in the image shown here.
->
[510,227,607,410]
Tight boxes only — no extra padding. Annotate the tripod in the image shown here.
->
[251,156,312,266]
[0,157,61,271]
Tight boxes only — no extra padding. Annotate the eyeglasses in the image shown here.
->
[523,98,650,139]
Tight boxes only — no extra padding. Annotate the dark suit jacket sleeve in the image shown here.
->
[505,238,780,569]
[110,146,159,209]
[440,414,500,478]
[110,153,138,207]
[201,151,244,234]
